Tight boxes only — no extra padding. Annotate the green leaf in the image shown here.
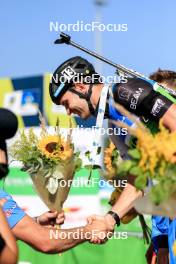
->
[88,170,93,181]
[96,147,101,155]
[85,151,90,156]
[74,158,82,172]
[85,151,91,159]
[134,175,147,190]
[149,184,166,205]
[74,151,81,158]
[112,149,119,158]
[92,165,101,170]
[129,166,143,176]
[128,149,141,160]
[84,165,93,170]
[118,160,133,176]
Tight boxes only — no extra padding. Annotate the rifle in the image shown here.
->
[54,32,176,99]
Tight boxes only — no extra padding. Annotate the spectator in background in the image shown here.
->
[150,69,176,91]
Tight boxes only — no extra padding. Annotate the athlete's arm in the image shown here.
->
[88,183,143,236]
[0,192,106,253]
[111,182,142,217]
[12,215,85,253]
[113,78,175,123]
[12,214,107,253]
[0,207,18,264]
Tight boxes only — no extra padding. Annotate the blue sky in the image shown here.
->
[0,0,176,79]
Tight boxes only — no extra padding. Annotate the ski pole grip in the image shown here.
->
[60,32,71,44]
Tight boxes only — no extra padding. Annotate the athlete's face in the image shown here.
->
[59,87,91,119]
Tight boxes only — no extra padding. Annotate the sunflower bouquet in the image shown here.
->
[104,103,176,217]
[10,116,82,212]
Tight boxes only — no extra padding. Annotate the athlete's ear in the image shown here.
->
[74,83,88,93]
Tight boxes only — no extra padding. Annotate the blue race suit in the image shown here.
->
[0,189,26,228]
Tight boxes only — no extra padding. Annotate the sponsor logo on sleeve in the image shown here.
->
[130,87,144,110]
[4,204,17,218]
[151,99,165,116]
[118,86,131,101]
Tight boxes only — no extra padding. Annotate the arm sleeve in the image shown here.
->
[113,78,173,119]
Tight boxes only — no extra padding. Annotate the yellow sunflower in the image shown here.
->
[38,135,73,161]
[104,141,116,175]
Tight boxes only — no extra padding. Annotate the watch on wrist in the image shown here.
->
[107,211,120,227]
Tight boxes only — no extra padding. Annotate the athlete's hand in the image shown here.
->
[86,214,115,244]
[36,210,65,227]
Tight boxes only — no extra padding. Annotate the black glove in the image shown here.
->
[113,78,173,120]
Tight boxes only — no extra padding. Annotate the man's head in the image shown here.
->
[49,56,103,119]
[150,69,176,90]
